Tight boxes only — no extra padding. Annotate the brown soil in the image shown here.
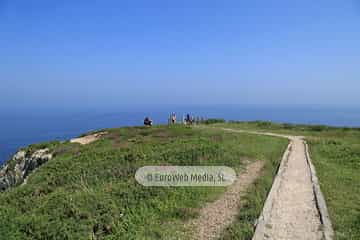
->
[70,132,107,145]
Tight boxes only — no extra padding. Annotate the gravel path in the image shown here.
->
[220,128,325,240]
[188,127,331,240]
[256,137,323,240]
[188,161,264,240]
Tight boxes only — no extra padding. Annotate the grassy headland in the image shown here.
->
[2,121,358,239]
[0,124,287,240]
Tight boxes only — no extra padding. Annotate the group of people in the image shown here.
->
[144,113,203,126]
[184,113,194,125]
[169,113,199,125]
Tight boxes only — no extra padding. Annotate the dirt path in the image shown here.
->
[220,128,327,240]
[188,161,264,240]
[70,132,107,145]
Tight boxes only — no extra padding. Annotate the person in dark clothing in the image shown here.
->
[186,114,192,125]
[144,117,152,126]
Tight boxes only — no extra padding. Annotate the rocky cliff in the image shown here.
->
[0,148,53,191]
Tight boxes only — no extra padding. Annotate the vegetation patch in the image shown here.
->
[0,125,287,240]
[309,138,360,240]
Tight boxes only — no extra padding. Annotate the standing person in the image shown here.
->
[186,114,191,125]
[171,113,176,124]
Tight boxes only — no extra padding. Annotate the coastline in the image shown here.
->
[2,103,360,165]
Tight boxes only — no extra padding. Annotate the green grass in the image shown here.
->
[215,120,360,138]
[0,125,287,240]
[309,137,360,240]
[215,121,360,239]
[219,138,287,239]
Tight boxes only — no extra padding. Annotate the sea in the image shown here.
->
[1,104,359,165]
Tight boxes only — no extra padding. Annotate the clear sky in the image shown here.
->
[1,0,359,111]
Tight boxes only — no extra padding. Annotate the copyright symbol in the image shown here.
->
[146,174,152,181]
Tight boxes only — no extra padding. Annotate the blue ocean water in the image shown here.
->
[1,105,359,165]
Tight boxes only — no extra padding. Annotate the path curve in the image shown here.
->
[221,128,333,240]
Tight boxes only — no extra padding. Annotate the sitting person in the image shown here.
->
[144,117,152,126]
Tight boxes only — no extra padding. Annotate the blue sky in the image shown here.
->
[1,0,359,111]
